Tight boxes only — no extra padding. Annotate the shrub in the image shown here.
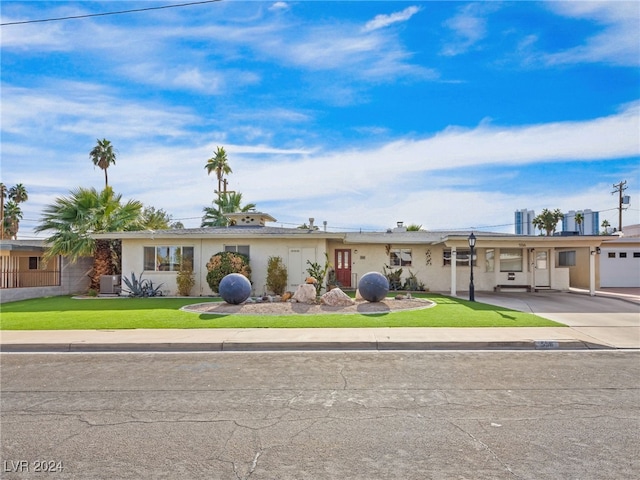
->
[306,253,332,296]
[206,251,251,293]
[176,259,195,296]
[266,256,288,295]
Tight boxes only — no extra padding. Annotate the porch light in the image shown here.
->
[468,232,476,302]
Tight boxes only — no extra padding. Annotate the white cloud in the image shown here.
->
[269,2,289,11]
[441,3,499,56]
[230,102,640,207]
[544,1,640,66]
[363,6,421,32]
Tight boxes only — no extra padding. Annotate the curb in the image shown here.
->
[1,339,610,353]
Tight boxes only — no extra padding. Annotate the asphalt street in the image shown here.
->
[1,351,638,479]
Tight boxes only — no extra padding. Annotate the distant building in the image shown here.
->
[514,209,535,235]
[562,210,599,235]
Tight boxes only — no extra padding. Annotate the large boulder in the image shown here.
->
[218,273,252,305]
[357,271,390,302]
[320,288,355,307]
[291,283,317,304]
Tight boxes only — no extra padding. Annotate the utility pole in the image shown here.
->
[612,180,627,232]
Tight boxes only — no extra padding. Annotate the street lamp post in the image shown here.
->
[468,232,476,302]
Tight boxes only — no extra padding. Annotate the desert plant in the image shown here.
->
[383,265,403,290]
[206,251,251,293]
[176,259,195,296]
[403,269,425,291]
[306,253,332,295]
[266,256,287,295]
[122,272,164,297]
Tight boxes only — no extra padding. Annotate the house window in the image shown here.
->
[28,256,40,270]
[390,248,412,267]
[619,252,627,258]
[485,249,495,272]
[443,249,476,267]
[608,252,616,258]
[225,245,250,257]
[500,249,523,272]
[559,251,576,266]
[143,246,194,271]
[634,252,640,258]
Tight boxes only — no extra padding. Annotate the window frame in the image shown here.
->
[499,248,523,272]
[558,250,576,267]
[443,249,476,267]
[389,248,412,267]
[143,246,194,272]
[224,245,250,257]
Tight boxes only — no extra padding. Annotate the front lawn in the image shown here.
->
[0,294,563,330]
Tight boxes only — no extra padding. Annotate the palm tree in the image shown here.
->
[406,224,423,231]
[532,208,564,236]
[204,146,232,201]
[90,139,117,188]
[574,212,584,235]
[601,219,611,235]
[0,183,6,240]
[1,183,28,239]
[202,192,256,227]
[8,183,28,204]
[35,186,142,289]
[3,201,23,239]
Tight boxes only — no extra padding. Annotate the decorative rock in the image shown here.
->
[218,273,252,305]
[358,271,390,302]
[282,292,293,302]
[305,277,318,285]
[292,283,317,304]
[321,288,355,307]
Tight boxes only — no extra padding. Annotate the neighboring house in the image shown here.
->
[599,224,640,288]
[94,212,612,297]
[0,240,92,303]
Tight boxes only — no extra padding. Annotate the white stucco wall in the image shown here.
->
[121,237,329,296]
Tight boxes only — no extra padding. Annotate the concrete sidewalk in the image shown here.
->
[2,289,638,352]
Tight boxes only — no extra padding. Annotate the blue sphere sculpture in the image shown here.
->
[358,271,390,302]
[219,273,252,305]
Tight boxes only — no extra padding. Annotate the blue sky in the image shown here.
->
[2,1,639,237]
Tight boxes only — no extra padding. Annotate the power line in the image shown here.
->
[0,0,222,26]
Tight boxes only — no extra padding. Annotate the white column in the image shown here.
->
[589,246,596,296]
[450,247,457,296]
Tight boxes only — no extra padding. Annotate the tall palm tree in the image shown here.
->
[574,212,584,235]
[3,201,23,239]
[601,219,611,235]
[204,146,232,201]
[202,192,256,227]
[0,183,6,240]
[8,183,28,204]
[1,183,28,239]
[35,186,142,289]
[90,138,117,188]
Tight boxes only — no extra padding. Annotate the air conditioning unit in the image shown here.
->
[100,275,122,295]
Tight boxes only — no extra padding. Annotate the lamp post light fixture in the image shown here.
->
[468,232,476,302]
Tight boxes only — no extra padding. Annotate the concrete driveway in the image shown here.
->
[469,289,640,349]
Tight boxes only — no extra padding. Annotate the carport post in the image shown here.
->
[450,247,457,297]
[589,247,596,296]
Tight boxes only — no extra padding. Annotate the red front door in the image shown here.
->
[335,249,351,287]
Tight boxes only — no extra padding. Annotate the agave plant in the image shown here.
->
[122,272,164,297]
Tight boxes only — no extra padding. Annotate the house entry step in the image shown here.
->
[494,285,532,293]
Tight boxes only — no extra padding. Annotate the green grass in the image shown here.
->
[0,294,564,330]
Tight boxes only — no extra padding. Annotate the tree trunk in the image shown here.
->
[91,239,114,291]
